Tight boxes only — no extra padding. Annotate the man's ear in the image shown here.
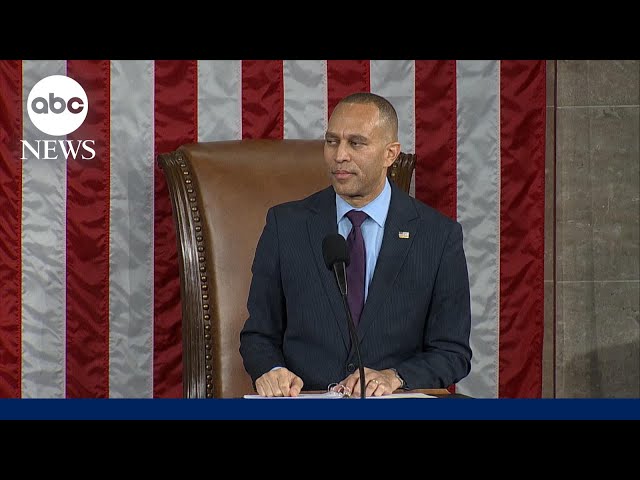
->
[384,142,401,167]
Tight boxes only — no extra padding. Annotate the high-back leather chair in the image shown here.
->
[158,139,416,398]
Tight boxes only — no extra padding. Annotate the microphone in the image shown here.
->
[322,234,366,399]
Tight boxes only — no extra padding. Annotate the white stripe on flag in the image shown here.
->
[197,60,242,141]
[455,60,500,398]
[21,60,67,398]
[370,60,416,154]
[283,60,327,140]
[109,60,155,398]
[370,59,416,196]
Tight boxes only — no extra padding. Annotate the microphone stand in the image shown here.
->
[332,262,366,399]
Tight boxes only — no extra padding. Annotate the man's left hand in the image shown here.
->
[340,367,402,397]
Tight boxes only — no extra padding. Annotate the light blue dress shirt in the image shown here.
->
[336,178,392,301]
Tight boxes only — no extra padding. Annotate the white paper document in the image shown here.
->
[243,391,436,399]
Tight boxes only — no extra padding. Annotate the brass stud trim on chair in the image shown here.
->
[158,149,216,399]
[182,153,214,399]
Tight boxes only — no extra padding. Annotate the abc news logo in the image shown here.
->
[20,75,95,160]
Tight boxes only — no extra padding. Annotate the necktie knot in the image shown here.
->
[346,209,368,228]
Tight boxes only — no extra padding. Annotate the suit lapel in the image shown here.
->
[358,184,418,342]
[307,187,352,352]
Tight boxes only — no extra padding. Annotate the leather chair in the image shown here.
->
[157,139,416,398]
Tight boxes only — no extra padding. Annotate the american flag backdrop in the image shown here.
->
[0,60,545,399]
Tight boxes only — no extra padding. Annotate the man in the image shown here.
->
[239,92,471,397]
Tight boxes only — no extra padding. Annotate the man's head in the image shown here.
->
[324,92,401,208]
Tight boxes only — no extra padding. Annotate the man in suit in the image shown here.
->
[239,92,472,397]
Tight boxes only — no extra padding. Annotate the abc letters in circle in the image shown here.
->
[27,75,89,136]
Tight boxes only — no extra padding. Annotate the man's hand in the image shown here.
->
[255,368,304,397]
[340,367,402,397]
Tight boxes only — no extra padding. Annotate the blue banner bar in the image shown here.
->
[1,398,639,420]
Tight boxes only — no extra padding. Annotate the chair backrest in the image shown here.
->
[157,139,416,398]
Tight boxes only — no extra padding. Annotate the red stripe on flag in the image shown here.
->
[154,60,198,398]
[65,61,111,398]
[499,60,545,398]
[0,60,22,398]
[241,60,284,139]
[414,60,458,220]
[414,60,458,394]
[326,60,370,118]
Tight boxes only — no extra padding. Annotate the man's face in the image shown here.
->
[323,102,398,208]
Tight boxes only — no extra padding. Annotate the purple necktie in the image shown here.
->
[345,210,368,326]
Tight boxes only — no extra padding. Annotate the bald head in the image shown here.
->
[333,92,399,143]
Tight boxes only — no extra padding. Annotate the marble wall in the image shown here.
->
[544,60,639,398]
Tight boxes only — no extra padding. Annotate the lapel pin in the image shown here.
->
[398,231,410,239]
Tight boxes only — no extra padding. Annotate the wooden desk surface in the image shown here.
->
[413,388,451,396]
[410,389,471,398]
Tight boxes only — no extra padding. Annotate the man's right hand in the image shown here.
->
[255,367,304,397]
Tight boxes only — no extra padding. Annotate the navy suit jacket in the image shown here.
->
[239,182,472,391]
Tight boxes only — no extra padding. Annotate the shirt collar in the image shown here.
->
[336,177,391,228]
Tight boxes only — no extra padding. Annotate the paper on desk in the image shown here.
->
[243,391,435,399]
[369,392,436,399]
[243,391,344,399]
